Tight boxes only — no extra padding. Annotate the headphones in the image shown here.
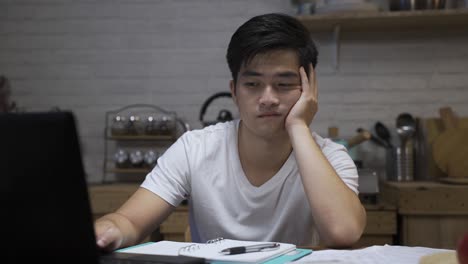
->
[199,92,234,127]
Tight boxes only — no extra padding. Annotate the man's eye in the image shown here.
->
[277,83,298,89]
[244,82,260,87]
[278,83,294,87]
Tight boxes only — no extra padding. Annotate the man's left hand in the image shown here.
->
[285,63,318,130]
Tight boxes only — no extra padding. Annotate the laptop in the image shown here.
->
[0,111,203,263]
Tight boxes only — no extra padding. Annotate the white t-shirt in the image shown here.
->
[141,120,358,246]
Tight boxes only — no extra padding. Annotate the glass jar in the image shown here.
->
[129,150,144,167]
[113,149,129,168]
[157,115,176,136]
[111,115,129,135]
[127,115,144,135]
[145,115,159,135]
[144,150,158,168]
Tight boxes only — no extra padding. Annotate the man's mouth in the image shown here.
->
[258,112,281,118]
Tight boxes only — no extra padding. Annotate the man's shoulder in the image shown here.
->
[180,120,237,144]
[312,131,348,153]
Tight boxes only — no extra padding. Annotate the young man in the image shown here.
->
[94,13,366,251]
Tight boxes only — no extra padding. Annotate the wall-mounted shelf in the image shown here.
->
[297,9,468,32]
[106,168,152,174]
[297,9,468,71]
[108,135,176,141]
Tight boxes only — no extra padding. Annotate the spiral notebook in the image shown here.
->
[117,238,298,263]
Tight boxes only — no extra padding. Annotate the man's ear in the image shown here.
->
[229,80,238,105]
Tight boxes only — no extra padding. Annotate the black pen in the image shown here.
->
[219,243,280,255]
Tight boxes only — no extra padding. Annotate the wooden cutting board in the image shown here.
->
[419,251,458,264]
[420,114,468,181]
[431,107,468,180]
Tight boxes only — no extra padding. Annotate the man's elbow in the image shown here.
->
[321,212,367,248]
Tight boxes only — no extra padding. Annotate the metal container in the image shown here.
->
[386,141,415,181]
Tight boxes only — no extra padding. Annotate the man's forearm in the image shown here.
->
[287,123,366,248]
[95,212,142,249]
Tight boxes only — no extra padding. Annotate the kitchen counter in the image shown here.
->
[381,180,468,249]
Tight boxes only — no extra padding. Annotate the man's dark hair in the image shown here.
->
[226,13,318,84]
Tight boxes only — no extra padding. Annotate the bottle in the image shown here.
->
[328,126,357,161]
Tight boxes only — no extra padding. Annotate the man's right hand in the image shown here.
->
[94,218,124,252]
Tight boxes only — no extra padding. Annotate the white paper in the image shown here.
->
[179,239,296,263]
[118,240,193,256]
[118,239,296,263]
[294,245,454,264]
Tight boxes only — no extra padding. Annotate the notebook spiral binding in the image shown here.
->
[206,237,224,244]
[178,237,224,254]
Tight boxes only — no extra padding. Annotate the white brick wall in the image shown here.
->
[1,0,468,183]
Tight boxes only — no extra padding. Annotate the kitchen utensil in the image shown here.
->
[357,128,388,148]
[396,112,416,129]
[374,122,394,148]
[199,92,233,127]
[347,130,372,148]
[387,145,414,181]
[432,107,468,179]
[396,113,416,181]
[396,113,416,147]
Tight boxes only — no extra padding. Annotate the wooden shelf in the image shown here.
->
[108,135,176,141]
[106,168,152,174]
[297,9,468,32]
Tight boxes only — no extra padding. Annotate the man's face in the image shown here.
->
[230,49,302,139]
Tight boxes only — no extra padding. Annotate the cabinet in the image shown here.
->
[103,104,189,183]
[381,181,468,249]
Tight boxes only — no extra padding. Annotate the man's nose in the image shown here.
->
[258,86,280,107]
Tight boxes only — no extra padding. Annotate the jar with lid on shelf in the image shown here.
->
[111,115,129,136]
[145,115,159,135]
[127,115,145,135]
[129,150,144,167]
[144,150,158,168]
[113,149,129,168]
[157,115,176,135]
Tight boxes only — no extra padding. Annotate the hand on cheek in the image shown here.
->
[285,64,318,129]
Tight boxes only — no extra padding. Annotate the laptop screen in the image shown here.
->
[0,111,99,262]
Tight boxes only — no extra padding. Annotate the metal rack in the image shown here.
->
[102,104,189,183]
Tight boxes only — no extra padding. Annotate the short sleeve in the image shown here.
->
[140,134,192,206]
[313,132,359,194]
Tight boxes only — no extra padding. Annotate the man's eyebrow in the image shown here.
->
[240,70,299,78]
[275,71,299,78]
[240,70,262,77]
